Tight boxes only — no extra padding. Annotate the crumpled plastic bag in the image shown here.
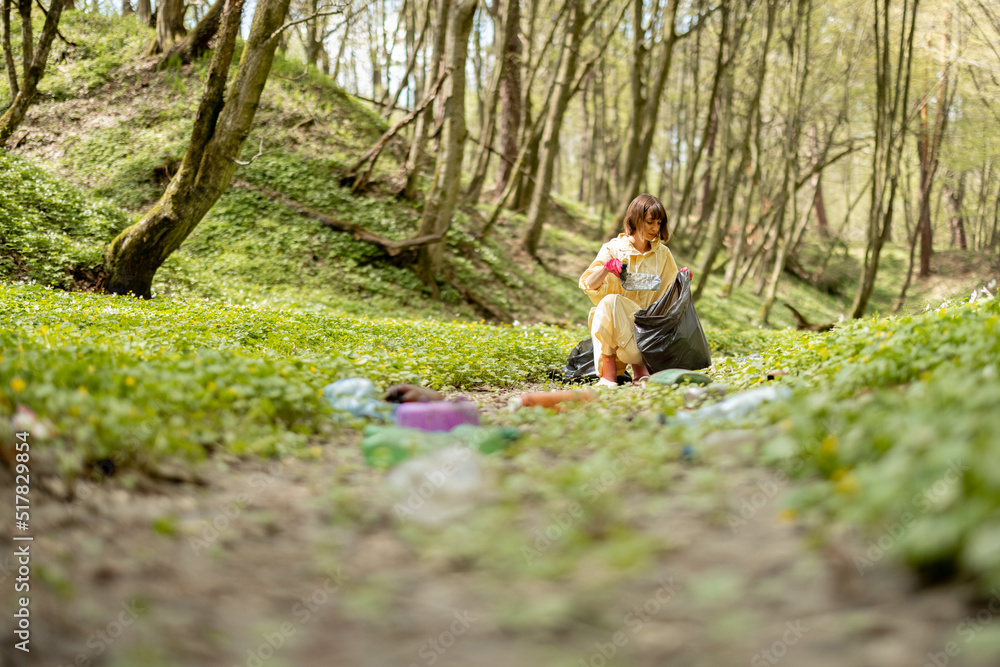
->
[323,378,394,421]
[674,386,791,423]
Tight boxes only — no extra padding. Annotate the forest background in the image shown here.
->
[3,0,1000,316]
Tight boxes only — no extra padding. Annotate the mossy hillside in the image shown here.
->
[4,13,594,322]
[0,151,129,287]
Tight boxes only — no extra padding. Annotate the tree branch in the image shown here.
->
[34,0,76,47]
[570,0,627,98]
[232,136,265,165]
[266,5,346,43]
[795,143,863,191]
[346,68,451,177]
[272,65,309,80]
[675,2,718,41]
[236,180,449,256]
[343,68,452,194]
[321,9,354,39]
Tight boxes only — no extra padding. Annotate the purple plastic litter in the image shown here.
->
[395,400,479,432]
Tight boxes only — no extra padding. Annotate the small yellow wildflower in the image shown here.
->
[10,377,26,392]
[125,377,136,387]
[835,472,858,495]
[820,434,838,454]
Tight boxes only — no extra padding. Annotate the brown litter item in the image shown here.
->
[510,389,596,411]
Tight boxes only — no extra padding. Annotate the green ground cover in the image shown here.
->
[0,282,581,470]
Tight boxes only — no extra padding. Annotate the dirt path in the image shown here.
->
[3,387,996,667]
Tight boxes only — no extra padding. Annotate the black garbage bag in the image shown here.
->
[561,338,597,379]
[634,271,711,372]
[554,337,632,384]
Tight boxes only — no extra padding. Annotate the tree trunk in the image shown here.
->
[719,0,776,298]
[894,167,919,313]
[404,0,415,105]
[514,124,540,209]
[916,9,952,277]
[403,0,451,200]
[623,0,645,204]
[813,174,829,236]
[674,13,727,239]
[759,0,810,323]
[414,0,477,282]
[155,0,224,69]
[384,0,431,116]
[105,0,293,297]
[687,85,719,254]
[2,0,18,100]
[850,0,919,318]
[465,0,517,203]
[122,0,134,17]
[514,0,570,211]
[331,7,356,85]
[522,0,585,257]
[494,0,521,194]
[472,5,483,126]
[137,0,152,27]
[693,68,733,302]
[991,178,1000,250]
[0,0,67,146]
[590,61,605,211]
[946,172,967,249]
[612,0,681,228]
[150,0,188,55]
[579,76,589,201]
[305,0,322,66]
[380,0,392,106]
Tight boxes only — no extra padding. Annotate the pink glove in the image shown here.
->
[681,266,693,281]
[603,258,623,276]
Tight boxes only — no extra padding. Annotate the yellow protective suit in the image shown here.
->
[579,234,679,376]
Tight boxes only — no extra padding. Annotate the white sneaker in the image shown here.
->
[595,378,618,389]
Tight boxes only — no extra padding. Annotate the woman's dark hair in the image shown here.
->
[622,193,670,244]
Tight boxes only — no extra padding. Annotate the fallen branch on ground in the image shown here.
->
[235,181,448,256]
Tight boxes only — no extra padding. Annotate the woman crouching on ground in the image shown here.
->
[579,194,679,388]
